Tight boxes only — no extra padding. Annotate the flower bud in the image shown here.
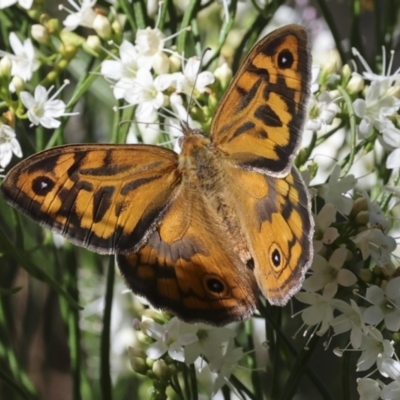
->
[93,14,112,40]
[355,210,369,225]
[84,35,102,56]
[111,19,122,40]
[152,359,170,380]
[11,76,25,93]
[169,53,182,73]
[341,64,352,81]
[387,84,400,98]
[351,196,368,216]
[0,56,12,77]
[346,75,364,94]
[322,56,339,75]
[31,24,49,44]
[152,52,170,75]
[359,268,372,282]
[214,62,232,90]
[128,347,148,375]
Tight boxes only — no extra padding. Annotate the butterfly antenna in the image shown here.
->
[183,47,211,134]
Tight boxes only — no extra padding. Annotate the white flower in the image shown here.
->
[363,278,400,331]
[302,248,357,297]
[365,194,391,234]
[100,40,152,100]
[62,0,98,31]
[0,0,33,9]
[208,338,245,394]
[357,327,394,372]
[357,377,382,400]
[353,228,396,269]
[135,27,165,56]
[306,92,340,131]
[380,358,400,399]
[141,317,198,362]
[352,47,400,84]
[295,291,336,335]
[318,165,356,215]
[184,324,236,365]
[0,32,39,83]
[124,69,173,120]
[0,124,22,168]
[313,203,339,252]
[352,80,400,138]
[331,299,366,349]
[173,57,215,95]
[20,82,74,129]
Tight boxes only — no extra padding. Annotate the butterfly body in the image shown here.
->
[1,24,313,325]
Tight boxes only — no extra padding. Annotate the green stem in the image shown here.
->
[100,257,115,400]
[119,0,137,31]
[133,0,147,29]
[177,0,201,54]
[281,333,320,400]
[0,225,80,309]
[46,63,102,149]
[337,86,357,176]
[189,364,198,400]
[0,369,38,400]
[314,0,347,64]
[244,319,263,399]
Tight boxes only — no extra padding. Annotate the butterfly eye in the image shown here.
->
[272,248,281,267]
[277,49,294,69]
[32,176,55,196]
[269,243,284,271]
[203,274,228,297]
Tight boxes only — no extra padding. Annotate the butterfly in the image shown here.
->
[1,24,313,326]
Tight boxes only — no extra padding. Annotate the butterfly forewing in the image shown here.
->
[1,144,181,254]
[211,24,311,177]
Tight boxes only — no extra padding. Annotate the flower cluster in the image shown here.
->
[129,314,251,397]
[100,28,215,144]
[296,48,400,398]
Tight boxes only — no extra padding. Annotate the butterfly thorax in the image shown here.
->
[178,131,252,265]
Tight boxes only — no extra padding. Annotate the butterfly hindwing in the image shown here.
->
[1,144,181,254]
[223,164,313,305]
[117,184,258,325]
[210,24,311,177]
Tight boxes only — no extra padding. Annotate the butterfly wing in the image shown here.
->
[210,24,311,177]
[223,164,313,305]
[117,183,258,325]
[1,144,181,254]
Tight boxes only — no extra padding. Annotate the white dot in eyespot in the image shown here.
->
[40,180,48,189]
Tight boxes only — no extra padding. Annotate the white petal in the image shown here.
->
[18,0,33,8]
[34,85,48,102]
[385,312,400,332]
[0,0,16,8]
[337,269,357,287]
[353,98,366,118]
[44,99,66,117]
[386,148,400,169]
[9,32,23,56]
[363,305,384,325]
[0,147,12,168]
[101,60,124,81]
[146,341,167,360]
[19,91,35,108]
[386,277,400,300]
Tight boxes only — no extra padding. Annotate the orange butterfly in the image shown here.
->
[1,24,313,325]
